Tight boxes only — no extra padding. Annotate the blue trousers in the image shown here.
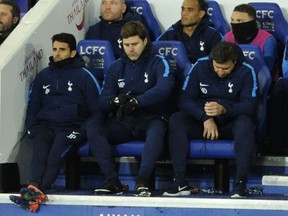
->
[28,125,84,191]
[86,116,167,180]
[168,112,256,180]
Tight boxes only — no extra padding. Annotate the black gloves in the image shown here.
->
[116,98,139,121]
[109,94,133,107]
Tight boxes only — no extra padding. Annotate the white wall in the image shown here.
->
[0,0,94,181]
[1,0,288,183]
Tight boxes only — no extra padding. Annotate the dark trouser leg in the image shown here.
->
[29,126,54,188]
[138,119,167,179]
[233,115,256,179]
[40,129,84,191]
[269,78,288,154]
[168,112,203,173]
[86,117,133,180]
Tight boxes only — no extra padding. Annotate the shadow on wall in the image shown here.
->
[8,133,32,185]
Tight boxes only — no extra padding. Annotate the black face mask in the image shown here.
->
[231,19,258,44]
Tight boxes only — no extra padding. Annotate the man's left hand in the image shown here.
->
[204,102,226,116]
[116,98,139,121]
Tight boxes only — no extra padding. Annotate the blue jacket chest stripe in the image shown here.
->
[183,57,207,90]
[82,67,101,93]
[242,62,258,97]
[156,55,170,77]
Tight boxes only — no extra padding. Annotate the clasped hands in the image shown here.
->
[203,102,226,140]
[110,94,139,121]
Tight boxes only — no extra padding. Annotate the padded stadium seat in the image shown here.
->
[206,0,230,35]
[125,0,161,41]
[78,141,144,158]
[249,2,288,44]
[188,44,271,193]
[15,0,29,18]
[76,40,116,84]
[152,40,192,77]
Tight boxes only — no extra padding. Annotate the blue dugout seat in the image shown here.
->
[152,40,192,77]
[249,2,288,44]
[206,0,230,36]
[125,0,161,41]
[76,40,116,84]
[15,0,29,18]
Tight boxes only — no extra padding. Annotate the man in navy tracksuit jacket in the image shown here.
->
[157,0,222,64]
[85,0,146,59]
[86,21,175,196]
[163,42,259,198]
[20,33,101,209]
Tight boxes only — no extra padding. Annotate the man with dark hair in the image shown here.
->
[86,0,146,59]
[86,21,174,196]
[10,33,101,212]
[225,4,277,80]
[0,0,20,45]
[157,0,222,64]
[163,41,258,198]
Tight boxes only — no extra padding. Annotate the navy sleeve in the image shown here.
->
[99,63,120,113]
[179,62,209,121]
[25,74,43,129]
[283,44,288,78]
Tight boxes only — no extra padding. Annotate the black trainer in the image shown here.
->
[134,176,151,197]
[94,178,128,195]
[231,179,247,198]
[163,177,191,196]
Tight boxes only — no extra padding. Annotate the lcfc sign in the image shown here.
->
[158,47,178,56]
[79,46,105,55]
[255,10,274,19]
[130,6,143,15]
[207,7,213,16]
[242,51,256,60]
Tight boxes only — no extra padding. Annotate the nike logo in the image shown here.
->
[199,82,209,87]
[43,85,50,89]
[178,186,187,191]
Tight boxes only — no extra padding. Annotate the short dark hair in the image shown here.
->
[198,0,208,12]
[0,0,20,26]
[120,21,147,40]
[234,4,256,20]
[51,33,77,51]
[211,41,241,64]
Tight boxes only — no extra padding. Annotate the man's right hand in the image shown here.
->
[109,94,133,107]
[203,118,219,140]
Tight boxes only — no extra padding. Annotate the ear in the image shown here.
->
[199,10,206,19]
[122,3,127,13]
[144,38,148,46]
[12,16,19,25]
[70,50,77,58]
